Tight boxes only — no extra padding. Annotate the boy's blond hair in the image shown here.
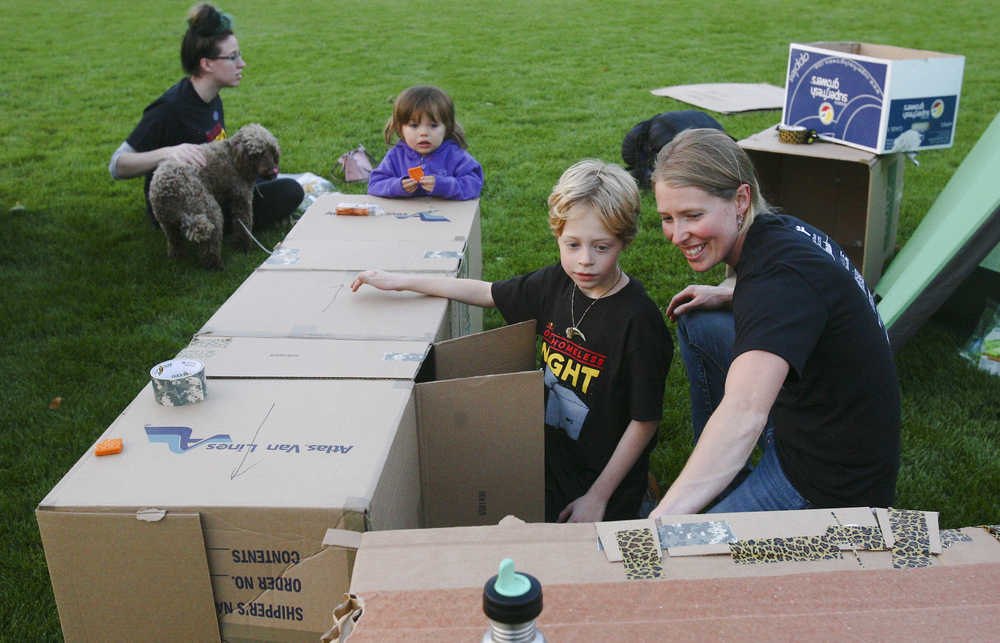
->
[547,160,640,246]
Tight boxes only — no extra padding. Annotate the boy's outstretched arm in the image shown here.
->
[351,270,495,308]
[557,419,659,523]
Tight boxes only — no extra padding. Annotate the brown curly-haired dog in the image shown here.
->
[149,123,281,269]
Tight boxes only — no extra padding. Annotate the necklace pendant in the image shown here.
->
[566,326,586,343]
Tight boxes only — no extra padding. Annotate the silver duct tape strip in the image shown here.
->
[150,359,207,406]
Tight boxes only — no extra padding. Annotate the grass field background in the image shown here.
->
[2,1,999,637]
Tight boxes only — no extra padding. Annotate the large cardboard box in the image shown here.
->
[341,513,1000,640]
[783,42,964,154]
[284,194,484,336]
[197,269,456,342]
[37,323,544,642]
[739,125,904,286]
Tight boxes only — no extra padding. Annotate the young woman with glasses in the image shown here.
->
[109,3,302,230]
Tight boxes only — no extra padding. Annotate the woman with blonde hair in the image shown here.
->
[649,128,900,517]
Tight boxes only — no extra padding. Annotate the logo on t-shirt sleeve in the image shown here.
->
[206,122,226,142]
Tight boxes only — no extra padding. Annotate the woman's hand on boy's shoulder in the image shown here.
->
[351,269,405,292]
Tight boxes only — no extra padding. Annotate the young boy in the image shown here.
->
[351,160,672,522]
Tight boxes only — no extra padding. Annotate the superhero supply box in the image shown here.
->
[783,42,964,154]
[337,511,1000,640]
[36,321,544,642]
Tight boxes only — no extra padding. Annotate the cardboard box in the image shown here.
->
[37,322,545,642]
[783,42,964,154]
[197,270,457,342]
[739,125,904,286]
[342,512,1000,641]
[259,239,467,273]
[284,193,484,336]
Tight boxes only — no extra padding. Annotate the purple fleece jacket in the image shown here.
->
[367,139,483,200]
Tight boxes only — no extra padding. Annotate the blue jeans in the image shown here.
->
[676,310,812,512]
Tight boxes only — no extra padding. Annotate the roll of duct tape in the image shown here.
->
[150,359,207,406]
[776,124,817,144]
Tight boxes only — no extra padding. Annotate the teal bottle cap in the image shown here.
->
[493,558,531,597]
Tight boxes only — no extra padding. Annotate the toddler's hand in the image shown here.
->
[351,269,404,292]
[401,177,418,193]
[419,175,435,193]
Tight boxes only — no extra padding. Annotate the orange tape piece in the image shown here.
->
[95,438,123,456]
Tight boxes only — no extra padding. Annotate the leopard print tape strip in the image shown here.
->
[729,535,841,565]
[777,124,818,144]
[616,528,663,580]
[824,525,886,551]
[889,508,933,568]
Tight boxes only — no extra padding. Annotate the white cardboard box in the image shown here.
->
[783,42,964,153]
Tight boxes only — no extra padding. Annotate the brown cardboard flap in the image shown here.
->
[415,370,544,527]
[36,509,219,642]
[431,320,537,380]
[595,519,660,562]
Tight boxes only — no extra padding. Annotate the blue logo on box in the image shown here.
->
[146,426,233,453]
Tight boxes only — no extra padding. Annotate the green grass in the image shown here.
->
[2,0,999,638]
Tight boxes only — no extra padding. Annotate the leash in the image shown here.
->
[236,219,275,255]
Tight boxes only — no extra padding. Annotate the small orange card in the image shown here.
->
[407,166,424,181]
[95,438,123,456]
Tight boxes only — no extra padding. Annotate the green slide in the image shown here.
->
[876,111,1000,351]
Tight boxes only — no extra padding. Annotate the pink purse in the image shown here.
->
[336,144,375,182]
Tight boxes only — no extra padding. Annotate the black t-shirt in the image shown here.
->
[733,213,901,507]
[126,77,227,220]
[491,264,673,520]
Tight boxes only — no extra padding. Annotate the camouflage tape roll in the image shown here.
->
[149,359,207,407]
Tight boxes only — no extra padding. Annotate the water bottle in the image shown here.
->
[481,558,545,643]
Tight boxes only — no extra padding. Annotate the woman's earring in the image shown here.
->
[737,214,744,229]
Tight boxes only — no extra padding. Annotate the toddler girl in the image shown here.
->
[367,85,483,200]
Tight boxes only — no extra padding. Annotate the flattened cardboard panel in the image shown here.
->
[431,320,537,381]
[177,336,429,380]
[416,371,545,527]
[350,522,620,593]
[39,379,413,510]
[650,82,785,113]
[286,193,480,245]
[261,239,465,273]
[36,510,219,641]
[198,270,453,341]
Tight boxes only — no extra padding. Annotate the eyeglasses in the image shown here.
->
[209,51,243,62]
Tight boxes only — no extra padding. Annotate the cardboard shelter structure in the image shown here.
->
[739,126,903,286]
[337,512,1000,641]
[875,112,1000,350]
[36,196,547,641]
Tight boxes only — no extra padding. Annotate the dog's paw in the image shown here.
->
[183,214,215,242]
